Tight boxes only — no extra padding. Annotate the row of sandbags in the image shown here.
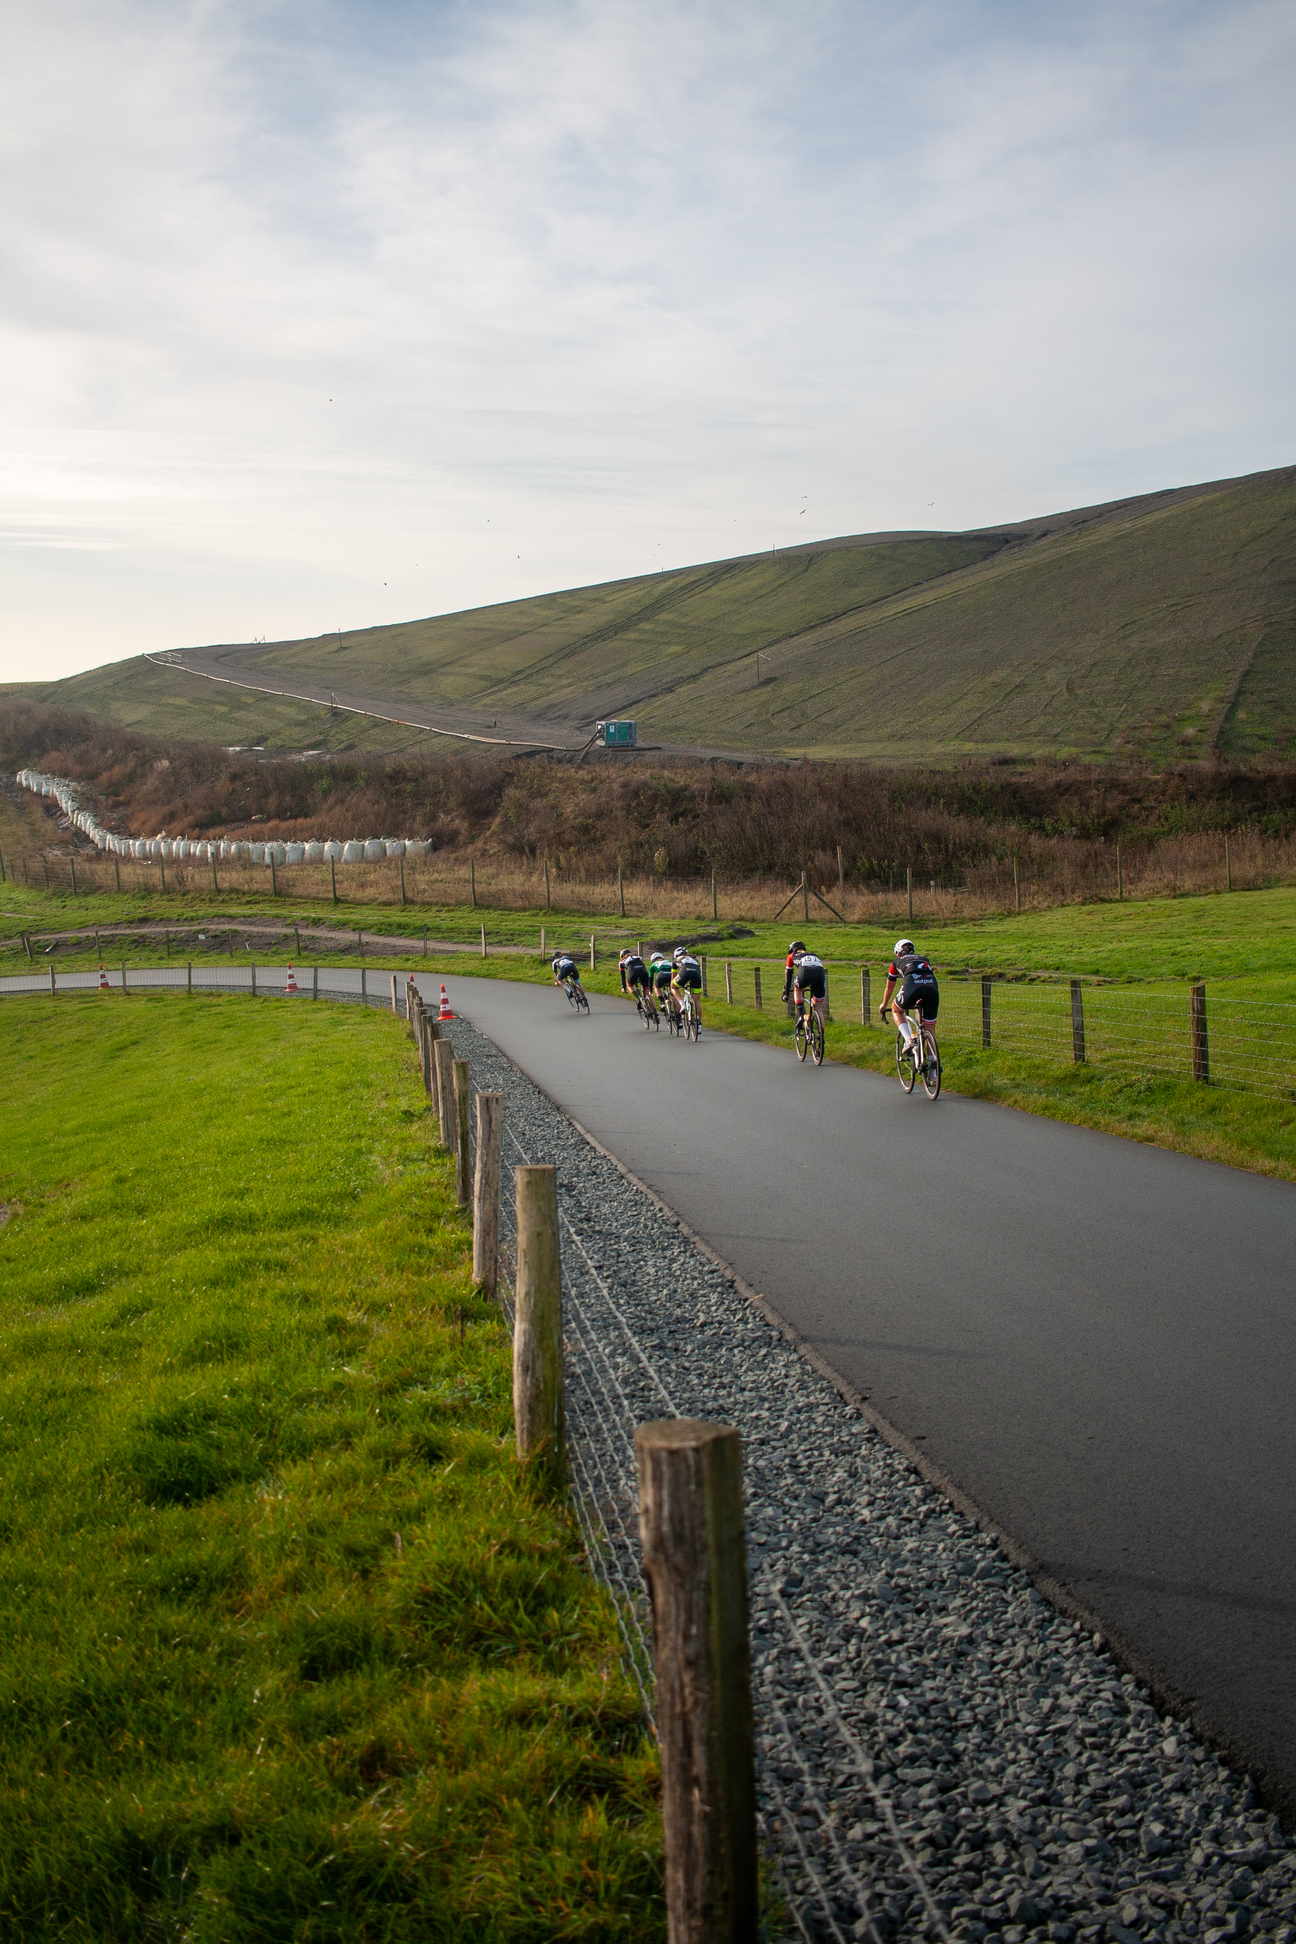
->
[15,770,432,865]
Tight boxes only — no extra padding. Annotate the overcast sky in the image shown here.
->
[1,0,1292,683]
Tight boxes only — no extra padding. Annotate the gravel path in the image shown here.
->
[442,1010,1295,1944]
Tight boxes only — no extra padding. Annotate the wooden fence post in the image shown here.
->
[251,962,257,996]
[434,1040,455,1149]
[589,933,596,972]
[269,855,276,896]
[700,955,708,996]
[361,966,367,1003]
[724,960,733,1005]
[330,857,338,903]
[513,1165,565,1489]
[453,1060,471,1205]
[472,1093,503,1294]
[70,856,77,897]
[49,964,56,996]
[860,965,870,1024]
[312,964,319,999]
[115,858,122,893]
[390,972,399,1012]
[540,925,546,960]
[1070,979,1086,1064]
[752,965,762,1010]
[635,1419,758,1944]
[1191,983,1210,1084]
[121,962,127,993]
[399,856,406,905]
[981,976,992,1048]
[481,922,487,958]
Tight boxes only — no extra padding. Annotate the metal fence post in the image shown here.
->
[453,1060,471,1205]
[753,965,762,1010]
[472,1093,503,1294]
[725,960,733,1005]
[434,1040,455,1149]
[635,1419,758,1944]
[513,1165,565,1490]
[1191,983,1210,1083]
[1070,979,1086,1064]
[982,976,992,1048]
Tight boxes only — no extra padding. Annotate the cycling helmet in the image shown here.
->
[789,940,806,955]
[672,946,688,964]
[894,939,915,958]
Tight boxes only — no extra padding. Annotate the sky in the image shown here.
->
[1,0,1293,684]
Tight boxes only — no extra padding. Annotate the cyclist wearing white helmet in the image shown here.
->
[671,945,703,1028]
[879,938,939,1046]
[552,950,583,993]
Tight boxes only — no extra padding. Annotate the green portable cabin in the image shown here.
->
[595,719,637,748]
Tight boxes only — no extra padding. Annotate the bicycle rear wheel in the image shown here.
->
[921,1030,941,1099]
[896,1030,917,1093]
[686,1002,700,1042]
[795,1014,808,1062]
[811,1012,825,1066]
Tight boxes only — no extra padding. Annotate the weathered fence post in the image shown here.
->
[390,972,399,1013]
[1070,979,1086,1064]
[453,1060,471,1205]
[635,1419,758,1944]
[399,855,406,905]
[251,962,257,996]
[540,924,546,960]
[269,855,277,896]
[513,1165,565,1489]
[121,962,128,993]
[752,965,762,1010]
[472,1093,503,1294]
[49,964,55,996]
[700,955,708,996]
[982,976,993,1048]
[725,960,733,1005]
[360,966,367,1003]
[861,965,870,1024]
[1191,982,1210,1084]
[434,1039,456,1149]
[330,857,338,903]
[312,964,319,999]
[186,961,192,995]
[589,933,596,971]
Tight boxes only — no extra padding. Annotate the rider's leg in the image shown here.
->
[891,998,915,1045]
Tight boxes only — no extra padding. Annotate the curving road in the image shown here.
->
[441,974,1296,1820]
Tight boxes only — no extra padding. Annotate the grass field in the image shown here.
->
[7,465,1293,761]
[0,996,662,1941]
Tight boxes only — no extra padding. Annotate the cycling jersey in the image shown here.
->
[649,957,674,990]
[553,957,581,982]
[621,955,648,991]
[674,955,702,992]
[794,955,827,1000]
[889,951,939,1019]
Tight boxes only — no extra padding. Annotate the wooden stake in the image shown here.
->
[399,856,406,905]
[390,972,399,1013]
[481,922,487,958]
[472,1093,503,1295]
[330,856,338,903]
[210,854,217,893]
[116,858,122,892]
[635,1419,758,1944]
[860,965,870,1024]
[724,960,733,1005]
[1191,983,1210,1083]
[513,1165,565,1490]
[70,855,77,897]
[1070,979,1086,1064]
[589,933,596,972]
[434,1039,455,1149]
[753,965,762,1010]
[981,976,992,1048]
[700,955,708,997]
[453,1059,471,1205]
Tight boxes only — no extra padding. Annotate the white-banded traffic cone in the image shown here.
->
[285,963,299,994]
[98,962,110,992]
[437,982,454,1021]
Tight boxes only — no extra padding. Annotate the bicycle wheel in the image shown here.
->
[896,1030,917,1093]
[577,987,590,1015]
[921,1030,941,1100]
[795,1013,808,1062]
[566,985,580,1011]
[687,1002,700,1042]
[811,1011,825,1066]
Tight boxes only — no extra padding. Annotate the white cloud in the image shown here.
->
[1,0,1292,680]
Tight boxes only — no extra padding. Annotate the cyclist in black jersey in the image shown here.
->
[878,939,939,1051]
[552,951,584,995]
[789,945,827,1022]
[618,949,650,998]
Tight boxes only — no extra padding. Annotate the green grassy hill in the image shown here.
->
[9,465,1293,761]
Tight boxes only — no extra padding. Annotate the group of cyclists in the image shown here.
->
[550,937,941,1079]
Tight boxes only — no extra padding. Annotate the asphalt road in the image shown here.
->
[440,974,1296,1818]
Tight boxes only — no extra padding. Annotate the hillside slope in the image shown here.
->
[9,465,1293,761]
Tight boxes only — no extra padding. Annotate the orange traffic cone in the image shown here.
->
[285,963,299,995]
[438,983,454,1021]
[98,962,110,991]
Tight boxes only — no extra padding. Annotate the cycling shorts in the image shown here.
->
[794,965,827,999]
[675,967,702,991]
[625,964,650,990]
[897,978,938,1020]
[652,968,673,991]
[556,964,581,984]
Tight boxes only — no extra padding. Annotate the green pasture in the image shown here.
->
[9,464,1293,760]
[0,996,661,1941]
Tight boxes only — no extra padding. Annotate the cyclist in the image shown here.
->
[788,944,827,1024]
[671,947,703,1030]
[619,948,651,1002]
[648,949,675,1009]
[552,950,584,998]
[878,939,939,1048]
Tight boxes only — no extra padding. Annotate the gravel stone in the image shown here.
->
[442,1010,1294,1944]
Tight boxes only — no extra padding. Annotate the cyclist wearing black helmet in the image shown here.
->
[879,939,939,1048]
[781,941,806,1005]
[619,948,650,999]
[784,941,827,1022]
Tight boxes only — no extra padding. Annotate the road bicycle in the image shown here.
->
[795,999,825,1066]
[677,986,701,1042]
[564,980,590,1016]
[635,988,659,1030]
[894,1014,940,1099]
